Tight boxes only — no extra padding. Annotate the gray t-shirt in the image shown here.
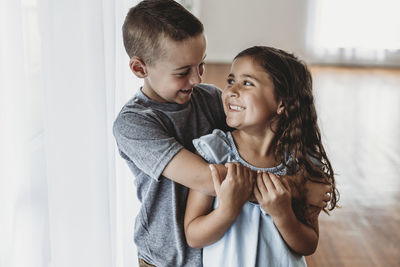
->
[113,84,226,267]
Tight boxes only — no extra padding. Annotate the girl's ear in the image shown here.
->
[277,100,285,115]
[129,57,148,78]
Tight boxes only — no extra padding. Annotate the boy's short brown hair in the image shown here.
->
[122,0,204,65]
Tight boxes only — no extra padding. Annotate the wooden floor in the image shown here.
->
[202,64,400,267]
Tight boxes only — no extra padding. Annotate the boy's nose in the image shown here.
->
[189,69,202,85]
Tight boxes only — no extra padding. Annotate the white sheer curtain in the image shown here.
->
[306,0,400,66]
[0,0,141,266]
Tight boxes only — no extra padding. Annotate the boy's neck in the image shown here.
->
[142,81,167,103]
[231,129,279,169]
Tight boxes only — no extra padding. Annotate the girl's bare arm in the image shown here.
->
[184,163,254,248]
[254,172,320,256]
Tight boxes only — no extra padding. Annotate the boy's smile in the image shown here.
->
[141,34,207,104]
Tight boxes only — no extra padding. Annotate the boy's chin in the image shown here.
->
[173,91,193,104]
[173,97,192,105]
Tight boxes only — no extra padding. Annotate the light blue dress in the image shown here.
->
[193,129,307,267]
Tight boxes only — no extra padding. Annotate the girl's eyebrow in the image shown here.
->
[174,54,207,71]
[240,74,260,82]
[228,73,260,84]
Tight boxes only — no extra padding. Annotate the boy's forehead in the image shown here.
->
[158,34,207,67]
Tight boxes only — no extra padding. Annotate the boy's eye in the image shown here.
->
[227,78,234,85]
[176,69,190,77]
[199,62,205,76]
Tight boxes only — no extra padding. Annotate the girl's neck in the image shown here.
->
[231,128,280,169]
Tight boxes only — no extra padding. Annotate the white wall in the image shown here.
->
[199,0,311,63]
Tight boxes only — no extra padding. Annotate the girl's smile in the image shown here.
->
[222,56,283,132]
[228,103,246,111]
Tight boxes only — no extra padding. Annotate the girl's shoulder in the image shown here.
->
[192,129,234,164]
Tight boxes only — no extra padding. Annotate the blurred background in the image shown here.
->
[1,0,399,267]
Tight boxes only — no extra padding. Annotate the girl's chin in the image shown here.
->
[226,119,240,129]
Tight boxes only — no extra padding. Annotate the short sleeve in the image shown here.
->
[192,129,234,164]
[113,110,183,181]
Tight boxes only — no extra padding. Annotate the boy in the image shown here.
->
[113,1,331,266]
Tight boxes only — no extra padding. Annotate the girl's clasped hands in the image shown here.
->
[210,162,331,220]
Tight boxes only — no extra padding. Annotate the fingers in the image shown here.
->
[214,164,228,181]
[268,173,285,192]
[237,162,244,177]
[244,165,256,185]
[224,162,255,183]
[224,162,236,180]
[209,164,221,194]
[262,172,276,191]
[312,201,328,209]
[280,177,292,196]
[306,205,321,219]
[248,168,256,185]
[253,183,262,202]
[322,185,332,207]
[323,191,331,202]
[256,171,268,196]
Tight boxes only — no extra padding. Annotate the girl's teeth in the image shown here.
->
[230,105,244,111]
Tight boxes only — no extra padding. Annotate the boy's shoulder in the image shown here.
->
[191,83,223,106]
[193,83,221,95]
[113,83,224,132]
[121,83,220,109]
[117,83,221,115]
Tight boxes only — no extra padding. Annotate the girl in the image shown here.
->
[184,46,338,267]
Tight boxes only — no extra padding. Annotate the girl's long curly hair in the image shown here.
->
[235,46,339,214]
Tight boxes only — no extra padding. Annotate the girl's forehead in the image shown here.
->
[231,57,271,78]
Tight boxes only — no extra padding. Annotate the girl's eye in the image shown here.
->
[227,78,234,85]
[243,80,254,86]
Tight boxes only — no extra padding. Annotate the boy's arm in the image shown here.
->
[184,163,254,248]
[113,110,227,196]
[304,180,332,208]
[283,174,331,209]
[163,149,226,196]
[162,149,212,192]
[254,172,319,256]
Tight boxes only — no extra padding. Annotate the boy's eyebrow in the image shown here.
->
[174,54,207,71]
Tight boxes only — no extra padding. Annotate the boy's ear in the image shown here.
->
[277,101,285,115]
[129,57,148,78]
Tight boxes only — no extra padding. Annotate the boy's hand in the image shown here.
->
[253,172,292,219]
[304,205,322,223]
[209,163,255,218]
[305,180,332,208]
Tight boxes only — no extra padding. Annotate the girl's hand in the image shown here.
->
[210,163,255,218]
[253,172,292,219]
[305,180,332,208]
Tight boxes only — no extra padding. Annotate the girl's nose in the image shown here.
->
[227,84,239,97]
